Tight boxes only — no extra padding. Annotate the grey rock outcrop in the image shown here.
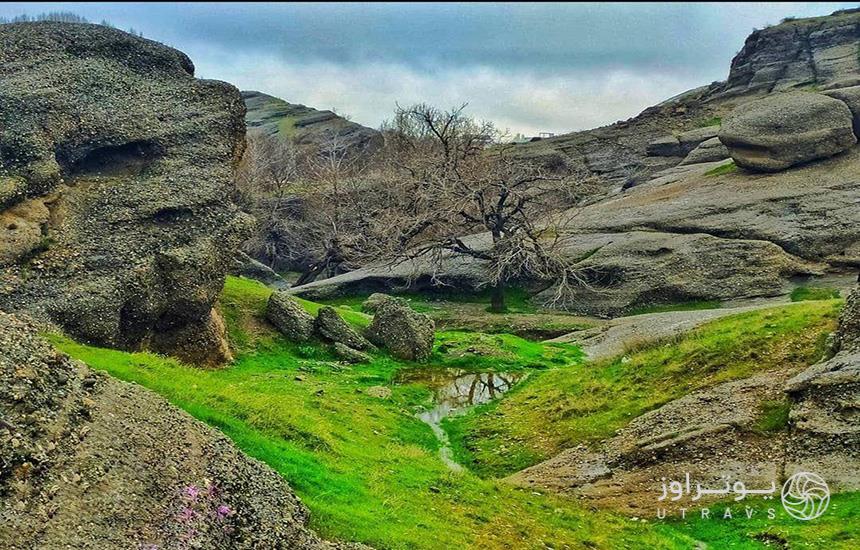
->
[315,306,373,351]
[718,92,856,171]
[232,251,290,290]
[365,300,435,361]
[510,10,860,187]
[0,313,338,549]
[266,291,315,342]
[333,342,372,364]
[785,286,860,488]
[0,22,250,366]
[719,9,860,97]
[678,137,730,165]
[822,85,860,136]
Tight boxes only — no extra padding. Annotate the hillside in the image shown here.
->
[510,8,860,189]
[242,90,383,153]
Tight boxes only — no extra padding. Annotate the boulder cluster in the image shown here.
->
[265,291,435,362]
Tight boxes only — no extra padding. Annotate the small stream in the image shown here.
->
[399,370,525,472]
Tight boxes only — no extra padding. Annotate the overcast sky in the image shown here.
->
[2,2,856,135]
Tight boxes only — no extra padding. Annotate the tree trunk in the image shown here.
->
[295,265,323,286]
[489,282,506,313]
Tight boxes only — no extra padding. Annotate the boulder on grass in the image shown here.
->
[365,300,435,361]
[266,291,314,342]
[315,306,373,350]
[333,342,371,364]
[362,293,399,313]
[718,92,856,172]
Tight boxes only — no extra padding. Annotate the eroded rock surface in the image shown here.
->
[0,313,343,549]
[718,92,856,171]
[0,22,249,366]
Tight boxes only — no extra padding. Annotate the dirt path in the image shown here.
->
[546,299,791,362]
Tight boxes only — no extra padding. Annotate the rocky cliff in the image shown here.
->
[243,90,383,154]
[0,22,249,366]
[511,8,860,188]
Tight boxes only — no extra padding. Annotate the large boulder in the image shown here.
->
[837,286,860,353]
[718,92,856,171]
[315,307,373,351]
[0,22,250,365]
[0,313,337,549]
[822,85,860,137]
[266,291,315,342]
[365,300,435,361]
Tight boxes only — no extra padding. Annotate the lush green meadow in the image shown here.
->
[52,277,857,549]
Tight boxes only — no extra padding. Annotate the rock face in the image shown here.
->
[365,300,435,361]
[822,85,860,136]
[720,9,860,97]
[784,286,860,488]
[537,231,802,317]
[0,23,250,366]
[509,9,860,187]
[315,306,373,351]
[243,90,383,155]
[0,313,337,549]
[266,291,315,342]
[678,137,730,165]
[718,92,856,171]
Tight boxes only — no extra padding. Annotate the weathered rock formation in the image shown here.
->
[266,291,316,342]
[718,92,856,171]
[243,90,383,155]
[510,9,860,187]
[0,313,342,549]
[315,306,373,351]
[365,299,436,361]
[0,22,250,366]
[719,9,860,97]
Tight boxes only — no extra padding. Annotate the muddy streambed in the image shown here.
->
[398,369,525,471]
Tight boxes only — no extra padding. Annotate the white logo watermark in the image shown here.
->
[654,471,830,521]
[781,472,830,521]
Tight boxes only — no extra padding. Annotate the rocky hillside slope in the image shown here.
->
[510,8,860,189]
[0,22,249,366]
[510,287,860,511]
[243,90,383,154]
[0,313,345,549]
[292,9,860,317]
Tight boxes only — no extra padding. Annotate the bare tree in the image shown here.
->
[378,104,583,312]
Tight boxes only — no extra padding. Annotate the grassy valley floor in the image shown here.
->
[52,277,859,549]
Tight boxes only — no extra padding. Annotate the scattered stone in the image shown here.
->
[365,300,435,361]
[333,342,371,364]
[315,307,373,351]
[266,291,315,342]
[718,92,857,171]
